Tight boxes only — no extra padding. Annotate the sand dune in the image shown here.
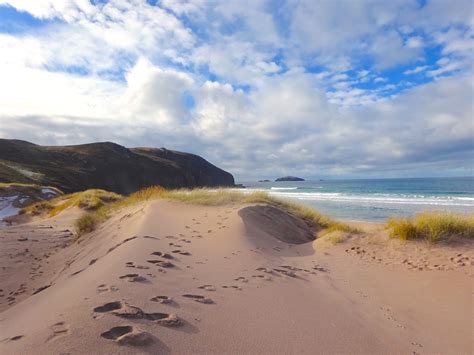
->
[0,200,472,354]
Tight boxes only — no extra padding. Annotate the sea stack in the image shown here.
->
[275,176,305,182]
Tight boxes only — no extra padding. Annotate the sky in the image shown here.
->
[0,0,472,181]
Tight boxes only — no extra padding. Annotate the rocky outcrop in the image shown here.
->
[0,139,234,194]
[275,176,305,182]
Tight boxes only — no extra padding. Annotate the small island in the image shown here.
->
[258,179,271,182]
[275,176,305,182]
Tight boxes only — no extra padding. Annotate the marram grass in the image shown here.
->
[22,189,122,217]
[386,211,474,242]
[75,186,354,237]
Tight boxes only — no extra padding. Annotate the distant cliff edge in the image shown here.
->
[0,139,235,194]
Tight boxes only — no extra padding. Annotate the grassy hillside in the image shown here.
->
[0,139,235,194]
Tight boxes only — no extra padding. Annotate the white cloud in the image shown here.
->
[0,0,472,179]
[122,58,194,126]
[191,39,281,84]
[369,31,423,69]
[404,65,429,75]
[406,35,424,48]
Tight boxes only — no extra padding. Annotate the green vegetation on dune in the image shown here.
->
[75,186,354,237]
[21,189,122,217]
[386,212,474,242]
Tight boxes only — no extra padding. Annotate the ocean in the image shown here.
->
[241,177,474,222]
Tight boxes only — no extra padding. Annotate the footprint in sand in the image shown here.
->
[97,284,119,293]
[6,335,24,342]
[125,262,149,270]
[345,246,369,258]
[256,267,273,274]
[252,274,273,281]
[151,251,174,259]
[312,265,329,273]
[273,268,297,277]
[198,285,216,291]
[100,326,154,346]
[280,265,302,271]
[47,321,69,341]
[150,295,174,304]
[234,277,249,283]
[147,260,175,268]
[94,301,123,312]
[411,341,423,348]
[172,249,191,256]
[94,301,182,326]
[182,294,214,304]
[222,285,242,290]
[119,274,149,282]
[450,254,470,267]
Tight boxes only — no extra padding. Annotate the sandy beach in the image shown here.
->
[1,1,472,353]
[0,200,472,354]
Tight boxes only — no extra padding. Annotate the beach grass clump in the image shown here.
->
[386,218,417,240]
[74,186,165,236]
[19,200,54,216]
[74,187,353,237]
[22,189,122,217]
[75,213,98,235]
[75,207,110,235]
[316,230,349,245]
[387,212,474,242]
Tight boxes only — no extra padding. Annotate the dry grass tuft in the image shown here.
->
[386,211,474,242]
[22,189,122,217]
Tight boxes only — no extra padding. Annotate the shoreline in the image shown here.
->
[239,185,474,223]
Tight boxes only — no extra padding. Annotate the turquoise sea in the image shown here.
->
[241,177,474,222]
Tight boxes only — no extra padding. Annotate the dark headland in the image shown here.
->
[0,139,235,194]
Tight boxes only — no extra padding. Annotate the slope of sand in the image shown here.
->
[0,200,472,354]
